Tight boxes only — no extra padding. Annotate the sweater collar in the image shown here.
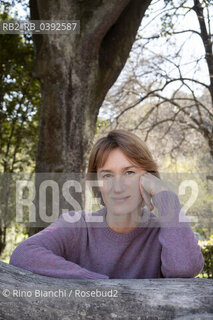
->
[95,206,152,242]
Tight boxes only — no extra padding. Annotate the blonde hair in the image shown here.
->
[86,129,160,205]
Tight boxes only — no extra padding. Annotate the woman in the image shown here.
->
[9,129,204,279]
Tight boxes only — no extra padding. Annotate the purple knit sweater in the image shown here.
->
[9,191,204,279]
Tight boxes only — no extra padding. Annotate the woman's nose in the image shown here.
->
[112,175,125,192]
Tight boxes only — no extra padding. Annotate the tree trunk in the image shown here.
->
[29,0,151,235]
[1,261,213,319]
[192,0,213,160]
[193,0,213,105]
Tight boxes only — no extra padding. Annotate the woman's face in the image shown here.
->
[97,148,146,216]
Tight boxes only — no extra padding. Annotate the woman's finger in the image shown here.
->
[139,179,154,211]
[141,196,145,208]
[144,189,154,211]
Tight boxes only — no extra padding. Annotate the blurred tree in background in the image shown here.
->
[0,2,40,255]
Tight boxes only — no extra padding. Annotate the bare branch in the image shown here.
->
[142,29,201,40]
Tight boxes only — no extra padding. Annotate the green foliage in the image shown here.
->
[0,6,40,256]
[0,10,40,173]
[0,0,29,17]
[95,117,109,134]
[0,222,29,263]
[197,235,213,278]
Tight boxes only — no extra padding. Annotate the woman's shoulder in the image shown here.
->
[50,210,87,229]
[50,206,106,229]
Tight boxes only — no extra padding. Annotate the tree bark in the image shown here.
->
[192,0,213,159]
[193,0,213,105]
[30,0,151,173]
[1,261,213,320]
[28,0,151,235]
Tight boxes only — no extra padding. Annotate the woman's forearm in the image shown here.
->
[152,190,205,278]
[9,224,109,280]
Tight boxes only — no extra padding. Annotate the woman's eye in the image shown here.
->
[103,174,112,179]
[125,171,135,175]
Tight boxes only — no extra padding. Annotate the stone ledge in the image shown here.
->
[0,261,212,320]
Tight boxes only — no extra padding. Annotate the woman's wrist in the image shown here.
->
[154,188,169,196]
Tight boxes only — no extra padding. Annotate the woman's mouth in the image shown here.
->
[112,196,130,202]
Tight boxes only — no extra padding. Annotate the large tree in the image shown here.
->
[29,0,151,234]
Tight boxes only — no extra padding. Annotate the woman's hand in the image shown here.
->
[139,172,169,211]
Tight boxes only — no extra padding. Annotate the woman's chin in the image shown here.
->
[108,205,137,216]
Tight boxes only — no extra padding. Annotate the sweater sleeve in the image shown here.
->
[9,212,109,280]
[152,190,205,278]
